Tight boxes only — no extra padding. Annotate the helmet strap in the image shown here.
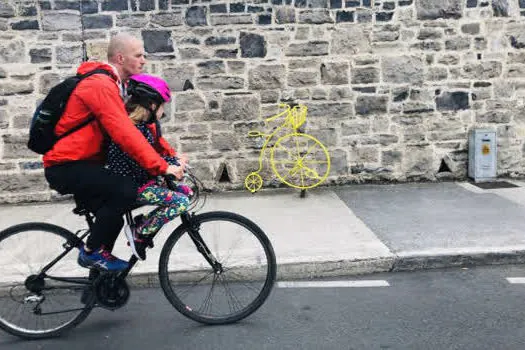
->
[146,103,160,124]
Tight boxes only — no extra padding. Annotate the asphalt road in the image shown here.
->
[2,265,525,350]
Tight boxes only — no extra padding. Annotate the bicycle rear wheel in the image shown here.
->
[159,211,276,325]
[0,223,94,339]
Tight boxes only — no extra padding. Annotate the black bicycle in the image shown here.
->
[0,171,277,339]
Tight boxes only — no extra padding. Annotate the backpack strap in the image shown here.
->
[56,69,114,141]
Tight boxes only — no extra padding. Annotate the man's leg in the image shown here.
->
[45,161,137,252]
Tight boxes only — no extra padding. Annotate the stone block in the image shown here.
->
[197,76,244,90]
[248,65,286,89]
[286,41,329,56]
[29,48,52,63]
[356,95,388,115]
[151,13,184,27]
[222,94,260,121]
[42,12,81,31]
[321,62,349,85]
[416,0,463,20]
[0,39,26,64]
[288,71,318,87]
[186,6,208,26]
[435,91,469,111]
[56,45,83,64]
[331,27,371,55]
[142,30,174,53]
[240,32,266,58]
[352,67,379,84]
[382,56,424,84]
[84,15,113,29]
[298,10,334,24]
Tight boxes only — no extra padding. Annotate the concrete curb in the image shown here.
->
[392,248,525,272]
[127,257,397,288]
[127,248,525,289]
[3,249,525,293]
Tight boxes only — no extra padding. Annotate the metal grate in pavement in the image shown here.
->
[470,181,519,189]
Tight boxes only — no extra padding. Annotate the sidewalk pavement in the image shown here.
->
[0,180,524,286]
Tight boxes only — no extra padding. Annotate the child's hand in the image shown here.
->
[165,164,184,180]
[179,154,189,167]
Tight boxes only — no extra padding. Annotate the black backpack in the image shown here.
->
[27,69,113,155]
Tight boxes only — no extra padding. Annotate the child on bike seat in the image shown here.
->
[106,74,192,261]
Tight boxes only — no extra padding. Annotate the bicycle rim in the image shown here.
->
[159,211,276,325]
[0,223,93,339]
[270,133,331,189]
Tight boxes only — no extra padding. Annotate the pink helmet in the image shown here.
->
[128,74,171,103]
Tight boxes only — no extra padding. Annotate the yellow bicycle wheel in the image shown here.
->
[270,133,330,190]
[244,172,263,193]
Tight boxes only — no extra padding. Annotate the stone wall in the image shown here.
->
[0,0,524,202]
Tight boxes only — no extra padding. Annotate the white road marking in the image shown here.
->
[506,277,525,284]
[277,280,390,288]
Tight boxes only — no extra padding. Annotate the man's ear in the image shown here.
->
[116,52,125,65]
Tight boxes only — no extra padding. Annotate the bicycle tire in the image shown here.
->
[158,211,277,325]
[0,222,94,339]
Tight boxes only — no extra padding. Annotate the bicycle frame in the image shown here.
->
[31,203,221,296]
[248,104,305,173]
[27,170,219,301]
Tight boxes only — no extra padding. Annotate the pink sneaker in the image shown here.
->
[177,184,193,196]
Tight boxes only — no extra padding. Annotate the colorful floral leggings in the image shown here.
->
[136,182,190,236]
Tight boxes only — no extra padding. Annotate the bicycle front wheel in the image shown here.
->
[159,211,276,325]
[0,223,94,339]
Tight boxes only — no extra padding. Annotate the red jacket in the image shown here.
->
[43,62,168,176]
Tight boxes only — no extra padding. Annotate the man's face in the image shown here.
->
[120,39,146,79]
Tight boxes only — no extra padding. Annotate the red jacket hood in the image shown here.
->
[76,61,119,81]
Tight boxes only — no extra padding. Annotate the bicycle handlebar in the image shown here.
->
[265,104,291,122]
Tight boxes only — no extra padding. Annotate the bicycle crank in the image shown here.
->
[93,273,130,310]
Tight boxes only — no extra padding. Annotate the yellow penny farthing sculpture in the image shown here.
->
[244,103,331,195]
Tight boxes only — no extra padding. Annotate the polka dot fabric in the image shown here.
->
[106,122,179,188]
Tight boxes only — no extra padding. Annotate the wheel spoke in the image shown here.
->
[294,135,302,159]
[303,166,321,180]
[172,270,215,299]
[219,274,244,314]
[303,159,328,164]
[197,274,218,315]
[298,142,320,163]
[225,270,265,294]
[272,159,297,164]
[276,142,295,160]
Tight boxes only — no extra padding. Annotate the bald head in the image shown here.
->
[107,32,141,61]
[107,32,146,81]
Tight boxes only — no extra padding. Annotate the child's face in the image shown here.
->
[155,104,164,119]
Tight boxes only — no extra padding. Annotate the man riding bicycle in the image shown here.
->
[43,33,183,272]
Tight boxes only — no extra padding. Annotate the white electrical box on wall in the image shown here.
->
[468,129,497,183]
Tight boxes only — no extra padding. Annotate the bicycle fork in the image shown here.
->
[181,213,223,274]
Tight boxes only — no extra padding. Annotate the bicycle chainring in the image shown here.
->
[93,274,130,310]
